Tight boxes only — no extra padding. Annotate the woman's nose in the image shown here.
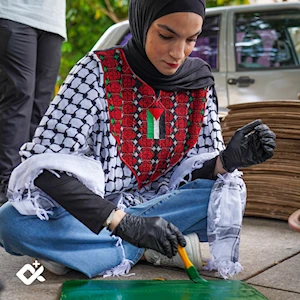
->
[169,41,185,61]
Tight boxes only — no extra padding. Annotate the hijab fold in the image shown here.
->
[122,0,214,91]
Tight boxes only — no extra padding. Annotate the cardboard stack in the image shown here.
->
[221,100,300,220]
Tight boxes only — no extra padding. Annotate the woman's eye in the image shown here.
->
[187,38,197,43]
[159,34,172,40]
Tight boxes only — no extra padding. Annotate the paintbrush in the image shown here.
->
[178,245,207,283]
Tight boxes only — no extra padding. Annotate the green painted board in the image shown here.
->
[60,279,268,300]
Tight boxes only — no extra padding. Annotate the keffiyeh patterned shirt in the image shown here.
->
[20,49,225,204]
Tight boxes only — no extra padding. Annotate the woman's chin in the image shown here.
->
[159,68,179,76]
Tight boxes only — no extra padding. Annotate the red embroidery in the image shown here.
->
[148,107,164,120]
[96,49,207,188]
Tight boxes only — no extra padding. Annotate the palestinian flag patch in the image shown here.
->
[147,105,166,139]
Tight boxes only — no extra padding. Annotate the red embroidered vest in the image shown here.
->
[96,48,207,188]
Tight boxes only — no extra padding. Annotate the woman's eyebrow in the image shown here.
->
[157,24,201,38]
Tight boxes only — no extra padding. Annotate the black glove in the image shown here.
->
[112,214,186,258]
[220,119,276,172]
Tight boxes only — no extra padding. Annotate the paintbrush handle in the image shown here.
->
[178,245,193,269]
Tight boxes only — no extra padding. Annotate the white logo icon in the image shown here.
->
[16,260,46,285]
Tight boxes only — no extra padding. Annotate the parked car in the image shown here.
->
[92,2,300,113]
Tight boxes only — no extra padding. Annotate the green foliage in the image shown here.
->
[59,0,129,84]
[207,0,250,7]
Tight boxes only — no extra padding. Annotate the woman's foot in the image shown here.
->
[39,259,71,275]
[143,233,203,270]
[288,209,300,232]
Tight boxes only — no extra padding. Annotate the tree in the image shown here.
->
[87,0,129,23]
[59,0,128,84]
[207,0,250,7]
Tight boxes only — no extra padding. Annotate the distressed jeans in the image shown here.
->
[0,179,214,278]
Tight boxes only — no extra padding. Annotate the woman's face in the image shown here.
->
[145,12,203,76]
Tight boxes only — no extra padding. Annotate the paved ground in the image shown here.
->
[0,217,299,300]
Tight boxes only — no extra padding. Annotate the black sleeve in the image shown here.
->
[34,170,117,234]
[190,156,218,181]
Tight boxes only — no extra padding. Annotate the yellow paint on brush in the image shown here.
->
[178,245,193,269]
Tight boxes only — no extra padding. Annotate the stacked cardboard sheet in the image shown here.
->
[221,100,300,220]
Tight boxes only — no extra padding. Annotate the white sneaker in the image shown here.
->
[144,233,202,270]
[39,259,71,275]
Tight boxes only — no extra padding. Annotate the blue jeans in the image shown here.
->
[0,179,214,278]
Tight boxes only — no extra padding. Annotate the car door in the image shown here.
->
[200,8,228,114]
[226,3,300,106]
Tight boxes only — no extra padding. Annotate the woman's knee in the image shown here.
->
[0,202,16,227]
[179,178,215,191]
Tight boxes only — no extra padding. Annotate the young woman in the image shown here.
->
[0,0,275,279]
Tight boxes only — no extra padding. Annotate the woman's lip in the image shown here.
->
[166,62,179,68]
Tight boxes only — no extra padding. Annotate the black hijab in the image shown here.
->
[122,0,214,91]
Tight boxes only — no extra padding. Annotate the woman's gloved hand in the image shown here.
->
[112,214,186,258]
[220,119,276,172]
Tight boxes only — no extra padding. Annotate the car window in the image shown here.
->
[191,15,220,70]
[235,10,300,70]
[118,15,220,71]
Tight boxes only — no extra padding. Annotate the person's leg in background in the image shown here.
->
[31,31,63,138]
[0,21,63,204]
[0,20,37,203]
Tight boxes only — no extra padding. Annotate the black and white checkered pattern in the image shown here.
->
[20,52,225,200]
